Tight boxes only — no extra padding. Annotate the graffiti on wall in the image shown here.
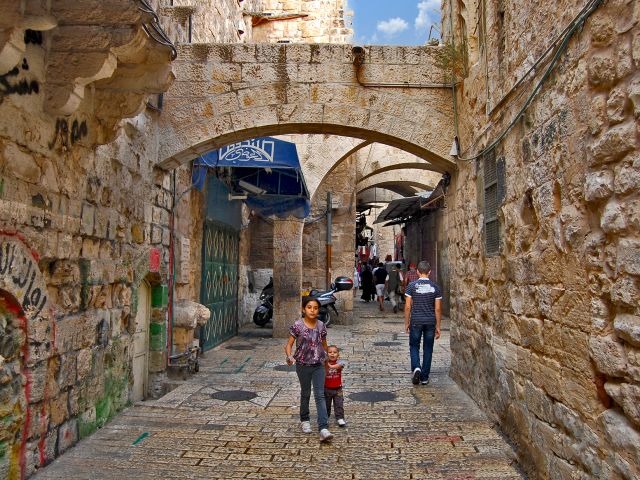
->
[0,61,39,106]
[0,231,51,479]
[48,118,88,150]
[0,235,47,317]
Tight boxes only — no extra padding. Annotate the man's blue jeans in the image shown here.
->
[409,324,436,381]
[296,363,329,430]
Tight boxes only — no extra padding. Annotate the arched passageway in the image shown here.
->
[159,45,456,337]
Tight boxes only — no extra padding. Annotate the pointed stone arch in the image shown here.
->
[358,182,428,197]
[357,170,440,195]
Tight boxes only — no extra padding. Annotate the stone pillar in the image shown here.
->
[272,217,304,338]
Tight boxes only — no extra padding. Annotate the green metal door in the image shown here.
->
[200,220,239,351]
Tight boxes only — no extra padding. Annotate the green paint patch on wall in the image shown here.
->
[149,323,166,351]
[78,418,97,440]
[95,371,130,428]
[151,285,168,307]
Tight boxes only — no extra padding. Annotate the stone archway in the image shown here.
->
[157,43,456,174]
[0,232,51,478]
[157,43,457,336]
[0,292,29,479]
[359,182,428,197]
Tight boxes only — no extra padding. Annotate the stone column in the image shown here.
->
[272,217,304,338]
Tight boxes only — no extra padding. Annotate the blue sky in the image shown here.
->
[349,0,442,46]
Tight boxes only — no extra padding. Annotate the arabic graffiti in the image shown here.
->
[24,29,43,45]
[219,139,275,164]
[0,235,48,319]
[48,118,88,150]
[0,64,39,105]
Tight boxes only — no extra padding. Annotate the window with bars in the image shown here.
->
[483,149,504,255]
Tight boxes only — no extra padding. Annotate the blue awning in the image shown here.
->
[192,137,310,219]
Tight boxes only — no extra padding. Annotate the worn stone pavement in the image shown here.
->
[34,300,524,480]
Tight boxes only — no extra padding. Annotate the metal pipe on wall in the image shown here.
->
[326,192,332,290]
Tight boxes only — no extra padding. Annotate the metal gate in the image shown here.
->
[200,220,239,351]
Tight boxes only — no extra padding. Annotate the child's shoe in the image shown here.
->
[337,418,347,427]
[319,428,334,442]
[301,421,312,433]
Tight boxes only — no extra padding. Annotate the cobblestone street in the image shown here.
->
[34,301,524,480]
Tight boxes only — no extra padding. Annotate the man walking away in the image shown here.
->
[404,261,442,385]
[373,262,388,311]
[386,264,403,313]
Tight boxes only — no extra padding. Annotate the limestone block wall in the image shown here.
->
[252,0,352,44]
[164,0,261,43]
[302,155,356,323]
[445,0,640,477]
[0,30,195,479]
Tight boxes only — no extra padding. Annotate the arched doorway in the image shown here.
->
[0,291,30,479]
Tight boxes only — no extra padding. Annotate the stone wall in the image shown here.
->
[0,19,195,478]
[302,155,356,323]
[155,0,262,44]
[252,0,352,44]
[445,0,640,477]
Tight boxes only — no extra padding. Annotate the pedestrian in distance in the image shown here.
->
[360,264,374,302]
[404,261,442,386]
[373,262,388,311]
[403,263,419,289]
[324,345,347,427]
[284,296,334,442]
[386,264,403,314]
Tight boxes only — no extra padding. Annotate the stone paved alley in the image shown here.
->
[33,301,523,480]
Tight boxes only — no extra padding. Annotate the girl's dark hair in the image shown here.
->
[301,296,320,308]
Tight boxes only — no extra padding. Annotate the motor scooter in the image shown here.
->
[307,276,353,327]
[252,276,353,327]
[253,277,273,327]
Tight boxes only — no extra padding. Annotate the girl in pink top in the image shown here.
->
[284,297,333,442]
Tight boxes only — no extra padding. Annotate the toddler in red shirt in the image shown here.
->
[324,345,347,427]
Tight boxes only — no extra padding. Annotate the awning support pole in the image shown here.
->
[326,192,332,290]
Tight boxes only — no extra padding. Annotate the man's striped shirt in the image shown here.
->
[405,278,442,325]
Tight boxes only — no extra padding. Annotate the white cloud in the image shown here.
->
[415,0,441,30]
[377,17,409,36]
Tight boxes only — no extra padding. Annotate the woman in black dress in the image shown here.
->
[360,265,374,302]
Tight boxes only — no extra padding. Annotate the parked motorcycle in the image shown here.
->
[253,277,274,327]
[252,276,353,327]
[307,276,353,327]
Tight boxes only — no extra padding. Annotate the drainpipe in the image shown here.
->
[326,192,332,290]
[167,170,176,363]
[167,172,197,365]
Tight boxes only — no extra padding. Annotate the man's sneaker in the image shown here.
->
[337,418,347,427]
[420,379,430,385]
[412,368,421,385]
[319,428,334,442]
[301,421,312,433]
